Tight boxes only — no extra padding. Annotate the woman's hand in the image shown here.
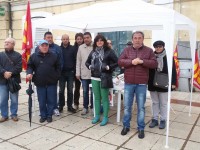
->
[172,85,176,89]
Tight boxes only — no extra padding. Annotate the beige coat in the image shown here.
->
[76,43,93,79]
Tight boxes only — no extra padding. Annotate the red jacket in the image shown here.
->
[118,45,157,84]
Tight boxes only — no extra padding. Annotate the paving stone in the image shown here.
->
[54,135,117,150]
[197,118,200,126]
[168,122,193,139]
[183,106,200,115]
[189,126,200,143]
[170,104,186,112]
[151,136,185,150]
[173,112,198,125]
[0,120,40,140]
[9,126,74,150]
[0,142,26,150]
[80,124,118,140]
[100,126,137,146]
[46,115,93,134]
[185,141,200,150]
[123,132,161,150]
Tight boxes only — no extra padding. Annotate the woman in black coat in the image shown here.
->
[148,40,176,129]
[85,34,118,126]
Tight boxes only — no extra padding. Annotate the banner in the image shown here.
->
[22,1,33,70]
[193,50,200,90]
[173,45,180,88]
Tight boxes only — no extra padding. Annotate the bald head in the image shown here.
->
[61,34,70,47]
[4,38,15,51]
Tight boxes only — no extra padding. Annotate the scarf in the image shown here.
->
[155,49,166,72]
[91,47,104,72]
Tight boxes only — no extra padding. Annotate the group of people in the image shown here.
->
[0,31,176,139]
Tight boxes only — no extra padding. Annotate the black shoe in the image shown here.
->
[59,107,63,113]
[47,117,52,123]
[138,130,145,139]
[121,127,130,135]
[159,120,166,129]
[39,118,46,123]
[149,119,158,128]
[68,107,76,113]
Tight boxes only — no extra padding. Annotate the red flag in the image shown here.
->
[173,45,180,88]
[22,1,33,71]
[193,50,200,90]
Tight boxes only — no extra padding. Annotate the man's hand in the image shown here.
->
[4,71,12,79]
[132,58,143,65]
[26,74,33,81]
[76,76,81,80]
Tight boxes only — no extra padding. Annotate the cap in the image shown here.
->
[38,40,49,46]
[153,40,165,48]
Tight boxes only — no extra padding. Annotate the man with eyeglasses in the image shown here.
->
[0,38,22,123]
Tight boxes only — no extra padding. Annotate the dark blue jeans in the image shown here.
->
[123,84,147,130]
[81,79,93,109]
[0,84,19,118]
[59,71,74,109]
[37,85,57,118]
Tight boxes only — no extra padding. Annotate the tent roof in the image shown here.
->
[33,0,196,32]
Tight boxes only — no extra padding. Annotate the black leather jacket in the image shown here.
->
[0,50,22,85]
[85,48,118,88]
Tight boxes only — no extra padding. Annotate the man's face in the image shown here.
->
[132,33,144,49]
[84,34,92,46]
[76,36,83,46]
[4,39,15,51]
[61,35,69,46]
[44,34,53,44]
[39,43,49,53]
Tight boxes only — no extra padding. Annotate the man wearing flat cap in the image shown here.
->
[26,40,61,123]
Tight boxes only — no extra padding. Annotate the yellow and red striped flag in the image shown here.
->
[22,1,32,70]
[173,45,180,88]
[193,50,200,90]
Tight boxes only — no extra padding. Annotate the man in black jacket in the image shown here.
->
[27,40,61,123]
[59,34,76,113]
[0,38,22,123]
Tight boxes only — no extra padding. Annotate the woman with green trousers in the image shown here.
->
[85,34,118,126]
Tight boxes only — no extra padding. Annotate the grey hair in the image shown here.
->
[132,31,144,39]
[5,37,16,45]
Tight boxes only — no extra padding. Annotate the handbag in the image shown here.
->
[3,52,21,93]
[100,73,113,88]
[153,71,169,89]
[7,77,21,93]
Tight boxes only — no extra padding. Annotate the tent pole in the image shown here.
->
[188,28,197,116]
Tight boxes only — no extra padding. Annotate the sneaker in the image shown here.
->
[39,118,46,123]
[159,120,166,129]
[0,117,8,123]
[121,127,130,135]
[47,117,52,123]
[149,119,158,128]
[68,107,76,113]
[138,130,145,139]
[74,105,79,110]
[81,108,88,115]
[92,115,100,124]
[11,116,19,122]
[53,109,60,116]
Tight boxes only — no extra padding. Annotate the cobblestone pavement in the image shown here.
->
[0,76,200,150]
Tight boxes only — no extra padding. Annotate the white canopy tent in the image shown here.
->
[33,0,196,148]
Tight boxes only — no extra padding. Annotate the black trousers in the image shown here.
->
[73,77,81,106]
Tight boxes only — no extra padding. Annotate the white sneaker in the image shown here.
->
[81,108,88,115]
[54,109,60,116]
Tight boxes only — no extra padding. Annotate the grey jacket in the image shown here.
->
[76,43,93,79]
